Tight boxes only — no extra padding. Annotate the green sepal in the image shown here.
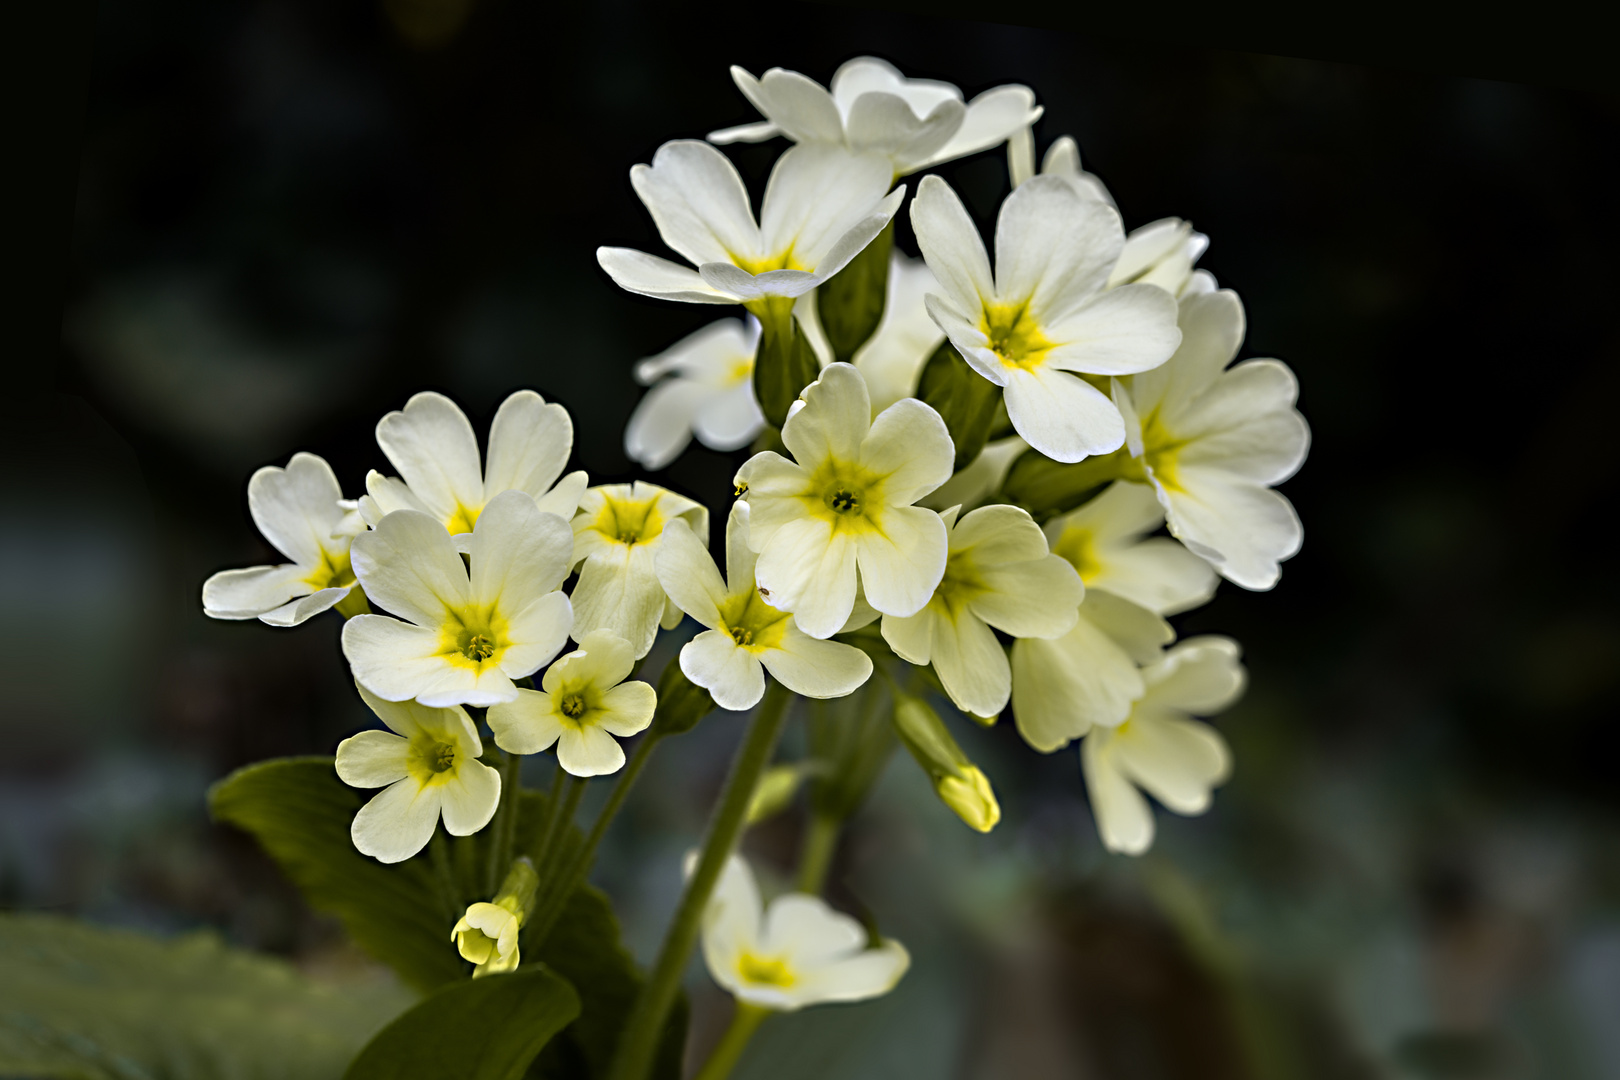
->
[0,913,410,1080]
[752,300,821,429]
[999,445,1132,521]
[816,218,893,363]
[344,965,580,1080]
[917,341,1003,472]
[650,660,715,738]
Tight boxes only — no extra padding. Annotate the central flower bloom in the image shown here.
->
[980,302,1055,371]
[738,953,796,988]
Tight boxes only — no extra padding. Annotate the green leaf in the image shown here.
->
[816,219,893,363]
[753,301,821,429]
[0,913,411,1080]
[209,756,465,993]
[344,966,579,1080]
[916,341,1002,472]
[999,445,1131,520]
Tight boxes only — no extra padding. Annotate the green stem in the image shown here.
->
[795,812,841,895]
[428,829,460,922]
[527,731,664,947]
[606,682,794,1080]
[535,772,585,879]
[692,1002,771,1080]
[486,750,524,896]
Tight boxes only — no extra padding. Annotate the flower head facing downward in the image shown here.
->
[342,490,575,708]
[451,857,539,977]
[1118,289,1310,590]
[202,452,366,626]
[698,853,909,1011]
[597,141,902,311]
[910,173,1182,463]
[655,502,872,710]
[485,631,656,777]
[1082,636,1243,855]
[334,683,501,863]
[625,318,766,470]
[360,390,588,552]
[736,362,954,639]
[710,56,1041,178]
[571,481,708,659]
[881,504,1081,719]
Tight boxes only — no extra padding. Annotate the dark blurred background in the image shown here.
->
[8,1,1619,1077]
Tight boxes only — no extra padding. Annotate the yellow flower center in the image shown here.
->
[805,460,884,535]
[826,489,861,515]
[1050,526,1102,585]
[738,953,796,988]
[559,694,588,720]
[929,547,986,621]
[730,626,754,646]
[980,302,1055,371]
[462,633,496,661]
[445,502,482,536]
[407,736,460,785]
[1132,408,1188,492]
[303,546,357,592]
[587,492,668,548]
[439,610,510,670]
[717,589,790,654]
[727,355,755,386]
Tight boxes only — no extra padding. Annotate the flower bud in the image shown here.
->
[935,766,1000,833]
[891,694,1000,833]
[450,857,538,977]
[746,764,808,825]
[651,661,714,738]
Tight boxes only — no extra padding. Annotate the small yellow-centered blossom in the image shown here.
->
[625,317,765,470]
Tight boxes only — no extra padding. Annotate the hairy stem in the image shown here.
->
[691,1002,770,1080]
[606,681,793,1080]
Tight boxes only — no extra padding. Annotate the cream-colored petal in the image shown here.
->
[496,590,573,679]
[909,175,994,316]
[375,393,482,521]
[483,390,572,503]
[1082,590,1173,665]
[342,616,451,703]
[596,680,657,737]
[1081,733,1155,855]
[879,609,935,666]
[755,518,855,640]
[1043,284,1183,377]
[780,361,871,469]
[949,503,1049,564]
[853,505,948,618]
[723,502,759,596]
[788,940,910,1009]
[1112,713,1231,815]
[760,893,865,963]
[1131,288,1244,420]
[630,140,760,267]
[202,564,310,620]
[759,144,896,271]
[486,688,564,755]
[993,176,1118,321]
[246,452,348,568]
[654,519,727,630]
[439,760,501,835]
[682,628,766,712]
[740,66,844,144]
[1159,470,1303,591]
[921,83,1041,167]
[970,555,1084,639]
[858,398,954,506]
[557,726,626,777]
[1009,618,1142,752]
[349,509,468,628]
[736,453,815,552]
[468,491,574,610]
[350,778,441,864]
[259,586,351,627]
[1140,636,1247,714]
[596,247,743,304]
[571,545,667,659]
[334,730,411,788]
[758,626,872,699]
[931,611,1012,718]
[1002,365,1125,464]
[534,470,588,520]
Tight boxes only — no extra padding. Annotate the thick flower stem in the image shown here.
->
[606,682,794,1080]
[428,829,460,922]
[691,1002,771,1080]
[535,772,585,880]
[795,812,841,895]
[527,730,665,947]
[485,750,524,896]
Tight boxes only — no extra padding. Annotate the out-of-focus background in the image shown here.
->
[9,1,1619,1077]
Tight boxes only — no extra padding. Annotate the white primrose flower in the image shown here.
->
[655,503,872,711]
[1117,288,1310,590]
[850,251,945,415]
[1043,481,1217,616]
[342,490,574,707]
[735,362,954,639]
[1082,636,1243,855]
[571,481,709,659]
[1013,134,1112,205]
[485,631,655,777]
[334,683,501,863]
[709,56,1041,178]
[698,853,910,1011]
[624,317,766,470]
[911,173,1182,463]
[596,141,903,309]
[452,902,521,978]
[202,452,365,626]
[881,504,1081,719]
[361,390,588,553]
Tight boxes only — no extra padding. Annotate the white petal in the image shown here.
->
[259,586,351,627]
[571,545,667,659]
[497,590,573,679]
[1132,289,1243,419]
[735,452,814,552]
[879,609,934,665]
[202,564,309,620]
[350,509,469,627]
[755,518,855,640]
[781,362,871,468]
[1002,366,1125,463]
[681,629,766,711]
[486,688,564,755]
[760,894,864,963]
[1140,636,1247,714]
[630,140,759,267]
[853,252,947,413]
[1112,714,1231,815]
[597,681,657,737]
[653,518,727,630]
[1082,590,1174,665]
[701,851,764,972]
[440,760,501,835]
[993,176,1119,319]
[846,92,962,171]
[334,729,411,788]
[724,502,759,594]
[342,616,517,708]
[853,506,947,618]
[634,317,756,383]
[468,491,573,609]
[759,627,873,699]
[693,381,766,451]
[1043,284,1183,376]
[1174,359,1309,482]
[790,940,910,1008]
[970,555,1083,639]
[921,84,1041,167]
[1081,733,1155,855]
[931,611,1011,717]
[375,393,482,522]
[760,145,900,276]
[948,503,1048,563]
[1160,471,1303,591]
[1009,616,1142,752]
[910,175,993,316]
[858,398,954,505]
[558,726,627,777]
[351,778,440,864]
[596,247,743,304]
[707,120,782,144]
[534,470,589,520]
[744,67,844,144]
[483,390,572,503]
[1093,535,1220,616]
[247,452,347,568]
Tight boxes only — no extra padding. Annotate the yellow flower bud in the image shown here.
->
[746,764,807,825]
[452,902,521,977]
[935,766,1000,833]
[892,694,1000,833]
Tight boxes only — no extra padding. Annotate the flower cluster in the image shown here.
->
[203,53,1306,1076]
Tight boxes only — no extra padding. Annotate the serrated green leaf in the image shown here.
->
[999,446,1130,520]
[344,966,579,1080]
[0,913,411,1080]
[816,219,893,363]
[917,341,1002,472]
